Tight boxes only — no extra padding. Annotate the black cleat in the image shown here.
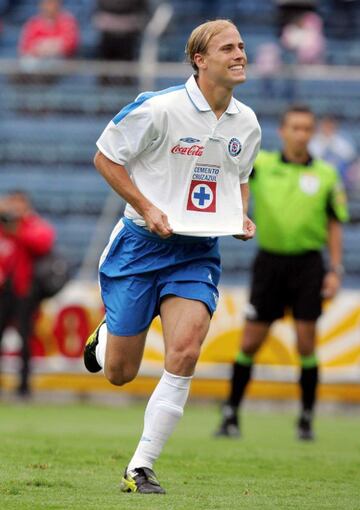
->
[83,319,105,373]
[297,411,315,441]
[120,467,166,494]
[214,404,240,438]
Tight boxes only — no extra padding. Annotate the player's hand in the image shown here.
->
[233,215,256,241]
[143,205,173,238]
[321,271,341,299]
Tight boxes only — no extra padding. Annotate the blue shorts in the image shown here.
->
[99,218,221,336]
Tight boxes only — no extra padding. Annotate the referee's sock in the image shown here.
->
[299,354,319,416]
[227,351,254,409]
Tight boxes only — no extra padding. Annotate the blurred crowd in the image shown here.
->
[0,0,149,61]
[0,0,358,63]
[0,0,358,186]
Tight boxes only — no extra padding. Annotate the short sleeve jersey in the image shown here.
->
[250,150,349,254]
[96,75,261,237]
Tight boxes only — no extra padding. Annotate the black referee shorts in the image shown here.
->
[247,250,325,323]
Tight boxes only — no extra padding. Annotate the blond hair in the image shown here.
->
[185,19,237,74]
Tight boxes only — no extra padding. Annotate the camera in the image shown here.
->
[0,212,18,224]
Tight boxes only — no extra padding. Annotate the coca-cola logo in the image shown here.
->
[171,144,204,156]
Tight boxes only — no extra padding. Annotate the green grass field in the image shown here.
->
[0,400,359,510]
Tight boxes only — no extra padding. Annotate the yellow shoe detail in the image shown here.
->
[86,318,105,346]
[120,475,137,493]
[83,318,105,373]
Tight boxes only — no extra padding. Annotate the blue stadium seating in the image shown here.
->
[0,0,359,277]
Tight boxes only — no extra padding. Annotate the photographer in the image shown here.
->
[0,191,55,397]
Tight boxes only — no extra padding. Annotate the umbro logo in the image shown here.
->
[179,137,200,143]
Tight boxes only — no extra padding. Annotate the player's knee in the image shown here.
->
[104,364,137,386]
[176,345,201,371]
[104,368,125,386]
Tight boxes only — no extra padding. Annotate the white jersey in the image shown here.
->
[96,75,261,236]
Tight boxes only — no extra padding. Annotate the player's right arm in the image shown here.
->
[94,151,172,238]
[95,95,173,238]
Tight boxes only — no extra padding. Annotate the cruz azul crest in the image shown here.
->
[228,137,242,157]
[186,164,219,213]
[187,181,216,213]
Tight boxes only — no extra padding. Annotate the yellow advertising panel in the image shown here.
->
[2,282,360,401]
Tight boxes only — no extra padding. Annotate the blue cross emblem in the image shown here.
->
[193,186,210,206]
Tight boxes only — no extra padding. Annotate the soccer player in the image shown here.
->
[215,105,349,441]
[83,20,261,494]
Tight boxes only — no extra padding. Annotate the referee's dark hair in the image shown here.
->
[280,105,315,126]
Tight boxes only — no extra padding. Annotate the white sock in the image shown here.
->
[127,369,192,472]
[95,322,107,368]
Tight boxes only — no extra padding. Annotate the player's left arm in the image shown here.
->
[233,183,256,241]
[233,120,261,241]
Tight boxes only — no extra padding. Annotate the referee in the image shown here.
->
[215,105,349,440]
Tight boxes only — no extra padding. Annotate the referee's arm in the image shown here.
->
[322,218,343,299]
[327,218,343,274]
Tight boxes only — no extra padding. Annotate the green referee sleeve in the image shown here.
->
[329,176,349,223]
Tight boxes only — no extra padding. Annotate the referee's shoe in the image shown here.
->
[83,319,105,373]
[297,411,315,441]
[214,404,240,438]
